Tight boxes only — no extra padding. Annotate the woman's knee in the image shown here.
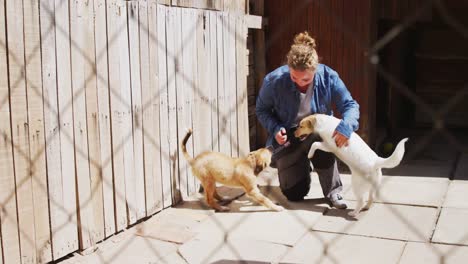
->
[280,176,311,201]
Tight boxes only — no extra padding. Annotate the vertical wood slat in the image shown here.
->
[83,0,106,245]
[117,0,137,226]
[94,0,116,238]
[180,8,197,195]
[39,0,66,260]
[174,7,188,200]
[209,11,219,152]
[70,0,95,250]
[157,4,172,208]
[127,1,146,221]
[6,0,37,262]
[166,7,181,204]
[0,0,21,262]
[142,0,163,216]
[217,13,230,155]
[236,15,250,156]
[23,0,53,262]
[226,14,238,157]
[192,9,210,193]
[107,0,128,231]
[55,0,80,257]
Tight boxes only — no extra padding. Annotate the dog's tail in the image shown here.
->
[181,128,193,164]
[375,138,409,169]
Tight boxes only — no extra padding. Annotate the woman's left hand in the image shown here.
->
[332,130,349,148]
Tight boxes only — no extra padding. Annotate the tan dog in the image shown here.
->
[181,129,284,212]
[294,114,408,217]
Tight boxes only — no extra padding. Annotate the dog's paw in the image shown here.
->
[216,205,230,212]
[348,211,359,218]
[273,205,285,212]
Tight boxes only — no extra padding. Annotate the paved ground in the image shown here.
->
[60,148,468,264]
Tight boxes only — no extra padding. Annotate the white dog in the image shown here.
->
[294,114,408,217]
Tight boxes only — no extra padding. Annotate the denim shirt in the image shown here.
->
[255,64,360,147]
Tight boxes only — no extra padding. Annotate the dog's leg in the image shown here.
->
[349,196,365,218]
[245,186,284,212]
[308,142,332,159]
[348,172,366,217]
[363,191,375,211]
[364,170,381,210]
[204,180,230,212]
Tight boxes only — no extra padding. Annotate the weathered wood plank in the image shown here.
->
[157,4,172,208]
[94,0,116,238]
[128,0,146,221]
[117,0,136,226]
[0,0,21,262]
[70,0,95,250]
[39,0,67,260]
[142,0,163,216]
[23,0,53,261]
[208,11,219,152]
[236,15,250,156]
[171,0,219,10]
[180,8,197,196]
[55,0,80,257]
[192,9,210,192]
[226,14,238,157]
[166,7,181,204]
[107,0,128,231]
[82,0,105,246]
[7,0,37,262]
[217,13,230,155]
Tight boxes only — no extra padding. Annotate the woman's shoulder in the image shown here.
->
[317,64,338,76]
[316,64,341,83]
[265,65,291,82]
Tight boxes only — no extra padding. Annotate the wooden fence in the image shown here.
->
[0,0,249,263]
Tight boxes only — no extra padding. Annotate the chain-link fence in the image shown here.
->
[0,0,467,263]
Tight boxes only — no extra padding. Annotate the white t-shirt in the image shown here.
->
[294,84,314,125]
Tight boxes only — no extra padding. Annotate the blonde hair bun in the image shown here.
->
[287,31,319,71]
[293,32,316,49]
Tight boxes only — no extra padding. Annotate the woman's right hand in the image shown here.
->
[275,128,288,145]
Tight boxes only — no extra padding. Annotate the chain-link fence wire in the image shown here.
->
[0,0,467,263]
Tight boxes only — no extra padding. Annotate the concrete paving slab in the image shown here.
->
[338,176,448,207]
[136,220,196,244]
[432,207,468,245]
[66,235,178,264]
[280,231,405,264]
[374,176,448,207]
[192,207,324,246]
[443,180,468,208]
[313,202,438,242]
[308,173,448,207]
[383,160,453,178]
[179,237,289,264]
[400,242,468,264]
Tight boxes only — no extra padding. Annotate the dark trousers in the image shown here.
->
[271,129,343,201]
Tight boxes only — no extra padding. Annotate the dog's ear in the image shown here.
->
[247,151,265,175]
[305,116,316,128]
